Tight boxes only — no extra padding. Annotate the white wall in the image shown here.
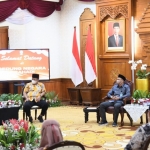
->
[0,0,96,79]
[60,0,96,78]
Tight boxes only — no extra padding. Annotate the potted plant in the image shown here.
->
[0,93,22,107]
[132,89,150,104]
[0,119,40,150]
[129,60,150,91]
[45,91,62,107]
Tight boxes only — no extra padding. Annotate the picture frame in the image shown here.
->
[105,18,125,52]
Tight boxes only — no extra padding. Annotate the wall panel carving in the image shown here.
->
[96,0,132,96]
[135,3,150,66]
[100,58,130,98]
[100,4,128,21]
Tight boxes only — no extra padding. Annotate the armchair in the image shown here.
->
[101,79,133,126]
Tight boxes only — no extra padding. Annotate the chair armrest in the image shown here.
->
[102,96,110,102]
[123,97,131,105]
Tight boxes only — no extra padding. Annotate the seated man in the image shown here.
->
[23,73,49,123]
[99,74,130,127]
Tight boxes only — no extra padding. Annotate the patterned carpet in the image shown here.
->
[18,106,148,150]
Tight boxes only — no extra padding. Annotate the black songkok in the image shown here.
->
[32,73,39,79]
[118,74,126,81]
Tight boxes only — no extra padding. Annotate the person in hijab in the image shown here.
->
[35,119,63,150]
[124,122,150,150]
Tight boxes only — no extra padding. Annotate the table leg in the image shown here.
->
[84,112,88,123]
[140,116,143,124]
[97,111,100,123]
[126,112,133,126]
[147,110,150,123]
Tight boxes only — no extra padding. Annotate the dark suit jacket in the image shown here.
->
[108,35,123,47]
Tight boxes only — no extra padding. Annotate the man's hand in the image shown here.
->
[35,96,41,102]
[111,96,120,100]
[25,98,29,102]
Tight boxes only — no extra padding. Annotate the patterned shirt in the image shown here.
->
[24,82,46,101]
[124,123,150,150]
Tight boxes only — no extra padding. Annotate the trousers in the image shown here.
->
[99,101,123,123]
[23,99,49,117]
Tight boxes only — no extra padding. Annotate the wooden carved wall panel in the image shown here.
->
[100,59,129,88]
[100,58,130,97]
[81,21,95,36]
[135,3,150,57]
[80,8,96,87]
[0,26,9,49]
[96,0,132,95]
[80,36,95,81]
[80,37,86,82]
[99,4,128,21]
[80,8,95,21]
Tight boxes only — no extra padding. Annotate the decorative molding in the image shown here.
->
[100,5,128,21]
[80,8,95,21]
[135,3,150,55]
[110,68,120,81]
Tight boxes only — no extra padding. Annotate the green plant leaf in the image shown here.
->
[132,90,149,99]
[136,70,150,79]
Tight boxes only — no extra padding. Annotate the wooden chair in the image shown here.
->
[45,140,85,150]
[101,79,133,126]
[22,85,47,121]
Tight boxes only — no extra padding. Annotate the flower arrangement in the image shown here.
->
[0,100,22,108]
[0,119,40,150]
[132,99,140,104]
[128,60,150,79]
[45,91,63,107]
[132,89,150,105]
[0,93,23,107]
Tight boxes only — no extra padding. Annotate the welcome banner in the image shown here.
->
[0,49,50,81]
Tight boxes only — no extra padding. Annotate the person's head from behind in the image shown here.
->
[32,73,39,85]
[40,119,63,148]
[116,74,126,86]
[113,22,120,36]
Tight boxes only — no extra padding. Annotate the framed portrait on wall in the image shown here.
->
[105,18,125,52]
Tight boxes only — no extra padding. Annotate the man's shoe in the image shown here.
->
[29,116,33,123]
[99,121,108,126]
[112,122,117,127]
[38,115,44,123]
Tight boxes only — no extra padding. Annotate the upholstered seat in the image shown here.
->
[83,106,100,123]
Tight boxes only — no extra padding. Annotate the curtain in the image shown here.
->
[6,8,35,25]
[0,0,63,22]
